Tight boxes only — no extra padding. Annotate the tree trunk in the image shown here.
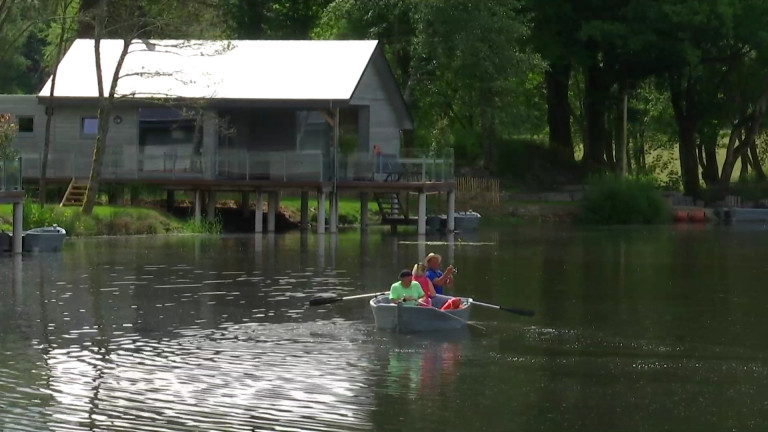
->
[749,138,766,180]
[82,107,111,214]
[82,3,131,215]
[669,73,700,198]
[698,125,719,187]
[479,106,495,173]
[615,88,628,176]
[583,63,609,171]
[739,152,750,181]
[721,124,745,186]
[677,119,700,197]
[41,0,72,207]
[545,62,573,162]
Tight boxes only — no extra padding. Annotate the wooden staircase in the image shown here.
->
[374,192,410,223]
[60,178,89,207]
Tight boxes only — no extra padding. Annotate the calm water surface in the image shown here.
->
[2,225,768,431]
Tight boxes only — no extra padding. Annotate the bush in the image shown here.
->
[579,175,670,225]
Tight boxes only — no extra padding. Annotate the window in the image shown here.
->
[17,116,33,133]
[81,117,98,136]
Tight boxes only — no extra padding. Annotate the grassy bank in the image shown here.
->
[0,202,220,236]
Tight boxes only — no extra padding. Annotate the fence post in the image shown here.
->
[421,155,426,182]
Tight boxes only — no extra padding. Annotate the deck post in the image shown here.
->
[166,190,175,212]
[267,191,278,233]
[194,190,202,223]
[12,201,23,254]
[447,189,455,232]
[417,191,427,235]
[300,191,309,231]
[317,190,326,234]
[240,192,250,217]
[329,191,338,233]
[206,191,216,222]
[360,192,368,232]
[254,191,263,233]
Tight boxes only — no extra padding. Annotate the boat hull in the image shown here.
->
[1,226,66,252]
[369,294,472,332]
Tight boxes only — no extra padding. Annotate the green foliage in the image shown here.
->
[13,201,220,236]
[181,218,223,235]
[579,175,670,225]
[0,114,19,160]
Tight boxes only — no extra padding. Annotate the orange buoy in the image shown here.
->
[673,210,688,223]
[688,209,706,223]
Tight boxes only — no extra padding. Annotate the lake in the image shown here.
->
[2,225,768,431]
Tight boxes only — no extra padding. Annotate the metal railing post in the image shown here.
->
[421,154,426,182]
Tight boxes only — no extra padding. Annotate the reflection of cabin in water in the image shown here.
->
[0,39,456,233]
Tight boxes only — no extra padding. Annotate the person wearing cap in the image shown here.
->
[389,269,427,306]
[424,253,454,296]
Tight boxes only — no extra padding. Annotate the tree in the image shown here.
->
[80,0,227,214]
[317,0,540,172]
[40,0,79,207]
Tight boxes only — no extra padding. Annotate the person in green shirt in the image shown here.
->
[389,269,426,306]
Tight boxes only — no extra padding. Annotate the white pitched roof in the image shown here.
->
[40,39,379,100]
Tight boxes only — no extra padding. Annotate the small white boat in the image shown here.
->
[22,225,67,252]
[369,294,473,332]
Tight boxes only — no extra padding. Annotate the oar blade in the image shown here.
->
[500,306,535,317]
[309,293,343,306]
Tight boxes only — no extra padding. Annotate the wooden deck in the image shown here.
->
[23,176,455,193]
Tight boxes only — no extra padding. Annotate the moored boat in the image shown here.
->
[369,294,472,332]
[22,225,67,252]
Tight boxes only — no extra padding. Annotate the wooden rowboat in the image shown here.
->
[369,294,472,332]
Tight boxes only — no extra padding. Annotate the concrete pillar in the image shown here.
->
[360,192,368,232]
[417,235,426,264]
[447,189,456,232]
[206,191,216,222]
[300,191,309,231]
[267,191,278,233]
[417,191,427,235]
[166,190,175,212]
[240,192,250,217]
[194,190,202,223]
[254,191,263,233]
[447,232,455,264]
[317,190,326,234]
[329,191,338,234]
[12,201,22,254]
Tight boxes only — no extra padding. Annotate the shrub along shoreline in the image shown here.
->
[0,202,221,236]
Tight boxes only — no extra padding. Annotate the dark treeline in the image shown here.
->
[2,0,768,197]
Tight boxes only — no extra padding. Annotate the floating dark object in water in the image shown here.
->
[426,211,482,232]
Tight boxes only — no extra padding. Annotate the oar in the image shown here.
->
[309,291,388,306]
[470,300,535,317]
[434,307,486,331]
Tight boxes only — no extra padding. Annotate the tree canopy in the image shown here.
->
[4,0,768,197]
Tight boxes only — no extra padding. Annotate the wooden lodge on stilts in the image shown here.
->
[0,39,456,234]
